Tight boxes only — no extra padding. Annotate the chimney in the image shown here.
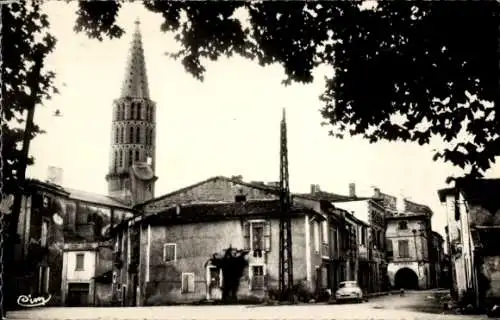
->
[348,183,356,197]
[47,166,63,185]
[396,191,406,213]
[310,184,321,195]
[372,187,381,199]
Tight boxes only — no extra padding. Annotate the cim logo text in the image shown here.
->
[17,294,51,308]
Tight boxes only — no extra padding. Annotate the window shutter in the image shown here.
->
[243,221,250,250]
[188,274,195,292]
[264,221,271,251]
[181,274,188,293]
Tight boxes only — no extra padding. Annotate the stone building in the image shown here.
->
[12,179,135,307]
[382,194,435,290]
[438,178,500,311]
[110,176,335,305]
[333,184,388,294]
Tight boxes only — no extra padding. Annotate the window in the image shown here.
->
[115,128,119,143]
[131,103,135,120]
[135,150,140,162]
[135,127,141,144]
[399,221,408,230]
[75,253,85,271]
[114,151,118,169]
[386,239,394,260]
[243,221,271,253]
[181,273,195,293]
[398,240,410,258]
[119,150,123,167]
[313,221,320,252]
[330,228,338,257]
[128,149,133,166]
[360,226,366,246]
[40,219,48,247]
[163,243,176,262]
[251,266,264,291]
[138,104,143,120]
[129,127,134,143]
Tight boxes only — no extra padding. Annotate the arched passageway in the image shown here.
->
[394,267,419,290]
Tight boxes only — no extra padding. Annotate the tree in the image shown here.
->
[1,1,57,315]
[74,1,499,180]
[208,247,249,303]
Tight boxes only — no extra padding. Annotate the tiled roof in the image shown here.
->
[136,199,314,226]
[294,191,357,202]
[377,192,432,217]
[65,188,131,209]
[137,176,280,207]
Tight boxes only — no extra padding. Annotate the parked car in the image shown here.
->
[334,281,363,303]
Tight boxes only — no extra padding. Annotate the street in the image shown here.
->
[6,290,489,320]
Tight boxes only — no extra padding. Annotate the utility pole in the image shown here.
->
[279,108,294,302]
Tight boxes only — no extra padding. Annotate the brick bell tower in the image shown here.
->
[106,19,157,205]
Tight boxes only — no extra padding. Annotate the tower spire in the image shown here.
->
[121,19,150,99]
[108,21,158,205]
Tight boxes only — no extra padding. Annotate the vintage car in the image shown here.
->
[334,281,364,303]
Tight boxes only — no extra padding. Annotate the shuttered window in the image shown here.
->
[243,220,271,252]
[181,273,195,293]
[163,243,176,262]
[398,240,410,258]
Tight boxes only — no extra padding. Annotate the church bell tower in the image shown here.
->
[106,19,157,205]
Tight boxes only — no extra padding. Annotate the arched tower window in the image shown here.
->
[145,105,150,121]
[128,149,133,166]
[115,127,119,143]
[149,128,153,145]
[131,103,136,120]
[135,127,141,144]
[135,150,140,162]
[129,127,134,143]
[145,129,150,145]
[119,105,124,120]
[114,150,118,170]
[138,104,143,120]
[122,127,126,143]
[119,150,123,168]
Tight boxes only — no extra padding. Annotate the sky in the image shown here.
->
[27,2,500,239]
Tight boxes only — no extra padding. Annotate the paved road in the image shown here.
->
[6,290,489,320]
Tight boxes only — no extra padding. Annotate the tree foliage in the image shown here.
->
[2,0,58,194]
[74,1,499,180]
[208,247,249,302]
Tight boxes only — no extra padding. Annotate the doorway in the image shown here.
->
[394,267,419,290]
[67,283,90,307]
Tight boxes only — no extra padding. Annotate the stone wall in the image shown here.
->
[140,216,309,305]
